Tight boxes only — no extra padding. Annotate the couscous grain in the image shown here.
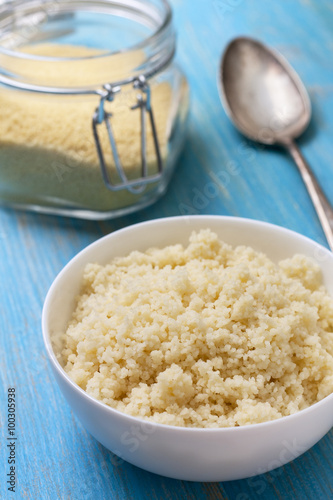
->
[62,229,333,427]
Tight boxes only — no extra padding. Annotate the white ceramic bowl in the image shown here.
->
[42,216,333,482]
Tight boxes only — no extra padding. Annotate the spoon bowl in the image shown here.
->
[219,36,333,250]
[219,37,311,144]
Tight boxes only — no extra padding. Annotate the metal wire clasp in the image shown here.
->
[92,76,163,194]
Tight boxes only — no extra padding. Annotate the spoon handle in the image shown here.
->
[284,139,333,251]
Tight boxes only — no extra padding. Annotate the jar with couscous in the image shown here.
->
[0,0,189,219]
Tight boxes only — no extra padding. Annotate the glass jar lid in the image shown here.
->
[0,0,175,92]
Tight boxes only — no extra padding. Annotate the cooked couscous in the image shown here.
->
[62,229,333,427]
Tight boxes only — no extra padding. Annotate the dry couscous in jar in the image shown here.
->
[0,0,189,219]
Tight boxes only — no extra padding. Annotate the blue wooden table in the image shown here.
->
[1,0,333,498]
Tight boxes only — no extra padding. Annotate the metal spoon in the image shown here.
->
[219,36,333,250]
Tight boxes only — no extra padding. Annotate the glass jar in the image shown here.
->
[0,0,189,219]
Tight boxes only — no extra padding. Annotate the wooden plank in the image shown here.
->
[1,0,333,498]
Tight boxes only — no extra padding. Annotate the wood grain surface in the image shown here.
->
[1,0,333,498]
